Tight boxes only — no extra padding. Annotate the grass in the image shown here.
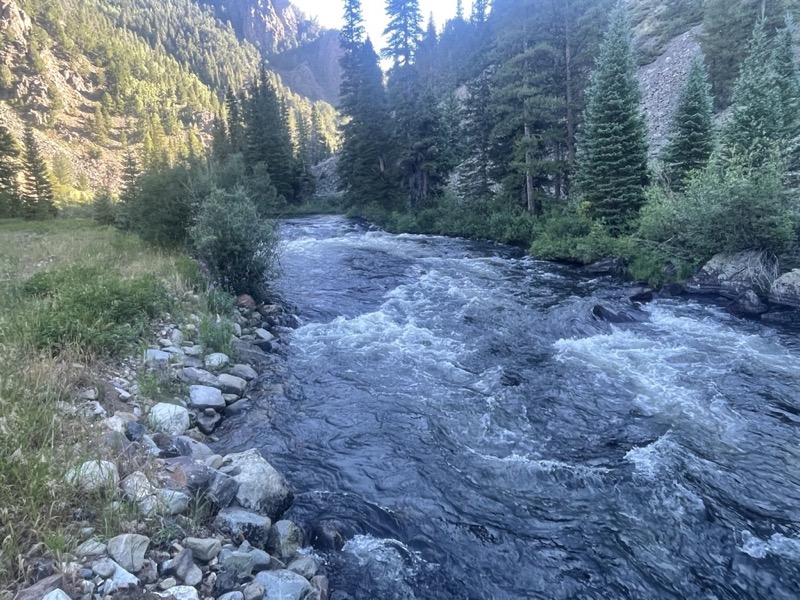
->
[0,219,198,590]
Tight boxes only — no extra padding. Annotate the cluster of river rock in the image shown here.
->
[14,297,337,600]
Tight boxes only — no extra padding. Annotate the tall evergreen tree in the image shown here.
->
[383,0,423,67]
[575,2,648,232]
[720,20,783,169]
[225,87,246,155]
[337,38,394,207]
[20,126,56,220]
[211,116,231,163]
[342,0,365,48]
[458,70,494,202]
[244,68,296,201]
[772,16,800,183]
[0,124,21,218]
[660,54,715,188]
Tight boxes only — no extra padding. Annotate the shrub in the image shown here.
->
[190,188,278,301]
[638,158,796,262]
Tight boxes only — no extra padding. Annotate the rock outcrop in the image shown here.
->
[685,251,778,299]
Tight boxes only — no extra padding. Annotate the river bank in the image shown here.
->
[2,220,335,600]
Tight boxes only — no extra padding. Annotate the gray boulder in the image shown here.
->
[149,403,190,436]
[207,471,239,509]
[224,449,293,519]
[121,471,154,502]
[254,570,312,600]
[267,521,303,558]
[231,364,258,381]
[156,489,190,515]
[162,548,202,586]
[686,251,778,299]
[41,590,70,600]
[287,556,318,580]
[174,436,214,460]
[177,367,220,388]
[731,289,769,316]
[145,348,171,367]
[184,537,221,562]
[188,385,226,410]
[770,269,800,308]
[107,533,149,573]
[214,507,272,547]
[218,373,248,396]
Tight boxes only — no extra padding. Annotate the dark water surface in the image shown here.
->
[217,216,800,599]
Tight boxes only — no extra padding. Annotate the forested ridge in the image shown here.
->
[0,0,338,202]
[336,0,800,284]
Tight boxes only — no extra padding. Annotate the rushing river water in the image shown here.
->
[217,216,800,599]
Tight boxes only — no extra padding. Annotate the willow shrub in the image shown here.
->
[190,187,278,302]
[638,158,796,263]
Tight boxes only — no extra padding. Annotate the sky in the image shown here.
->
[290,0,474,49]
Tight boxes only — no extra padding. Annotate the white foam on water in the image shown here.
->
[624,434,677,479]
[740,531,800,561]
[554,327,742,436]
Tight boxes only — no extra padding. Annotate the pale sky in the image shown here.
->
[291,0,474,47]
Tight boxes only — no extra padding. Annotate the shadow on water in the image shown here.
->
[216,216,800,600]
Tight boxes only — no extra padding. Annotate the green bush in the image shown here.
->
[638,158,796,261]
[24,267,168,355]
[190,188,278,301]
[530,210,621,264]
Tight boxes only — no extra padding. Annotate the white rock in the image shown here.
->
[149,403,190,435]
[204,352,231,369]
[224,449,292,520]
[156,585,199,600]
[65,460,119,492]
[254,328,274,342]
[145,348,171,366]
[156,489,190,515]
[188,385,226,410]
[121,472,154,502]
[42,590,71,600]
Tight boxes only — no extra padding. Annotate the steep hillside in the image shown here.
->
[0,0,339,196]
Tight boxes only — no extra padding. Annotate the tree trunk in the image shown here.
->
[523,121,538,215]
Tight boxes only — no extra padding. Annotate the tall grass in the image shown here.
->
[0,220,196,588]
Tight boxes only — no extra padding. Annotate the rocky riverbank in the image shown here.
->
[12,295,337,600]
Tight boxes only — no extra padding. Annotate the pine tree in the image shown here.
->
[121,146,141,203]
[456,0,464,21]
[458,70,494,202]
[0,124,20,218]
[225,87,246,155]
[342,0,365,48]
[772,16,800,184]
[471,0,490,25]
[720,20,783,169]
[244,68,296,201]
[383,0,423,67]
[21,126,56,220]
[575,2,648,232]
[337,38,394,208]
[211,116,231,163]
[660,54,715,189]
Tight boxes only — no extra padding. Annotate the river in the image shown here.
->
[217,215,800,599]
